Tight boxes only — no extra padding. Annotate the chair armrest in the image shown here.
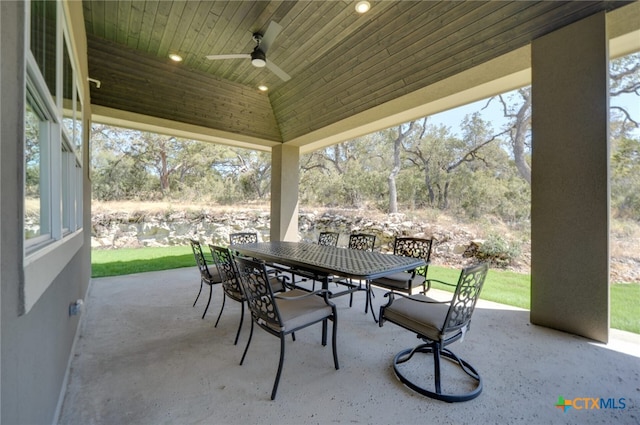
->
[275,289,336,305]
[382,291,451,304]
[425,278,456,288]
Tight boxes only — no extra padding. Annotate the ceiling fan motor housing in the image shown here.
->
[251,32,266,67]
[251,48,266,67]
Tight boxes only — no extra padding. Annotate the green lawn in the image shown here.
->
[92,246,639,334]
[92,245,196,277]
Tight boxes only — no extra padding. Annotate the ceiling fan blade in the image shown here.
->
[265,60,291,82]
[260,21,282,54]
[206,53,250,60]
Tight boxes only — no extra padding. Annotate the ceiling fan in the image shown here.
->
[206,21,291,82]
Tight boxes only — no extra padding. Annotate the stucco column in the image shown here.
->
[531,12,609,342]
[270,144,299,242]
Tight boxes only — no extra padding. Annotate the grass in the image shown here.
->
[92,246,639,334]
[91,246,195,278]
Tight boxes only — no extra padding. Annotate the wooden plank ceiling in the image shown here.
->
[83,0,630,146]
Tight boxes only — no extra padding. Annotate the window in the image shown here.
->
[23,0,85,313]
[26,0,83,249]
[29,0,57,102]
[24,93,52,244]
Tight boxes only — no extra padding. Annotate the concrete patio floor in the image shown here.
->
[58,267,639,425]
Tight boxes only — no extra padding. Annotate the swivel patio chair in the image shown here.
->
[189,239,223,319]
[210,245,288,345]
[369,237,433,321]
[235,256,339,400]
[378,262,489,402]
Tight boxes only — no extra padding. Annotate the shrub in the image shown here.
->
[470,233,522,268]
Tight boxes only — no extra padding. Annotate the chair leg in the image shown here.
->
[331,314,340,370]
[433,342,442,395]
[202,283,213,319]
[392,342,482,402]
[214,293,227,327]
[321,319,327,346]
[240,320,254,366]
[193,280,203,307]
[271,335,286,400]
[233,301,244,346]
[367,283,378,323]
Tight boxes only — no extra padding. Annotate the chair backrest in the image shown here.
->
[318,231,339,247]
[348,233,376,252]
[229,232,258,245]
[393,237,433,278]
[210,244,242,295]
[443,263,489,334]
[189,238,213,280]
[235,256,283,330]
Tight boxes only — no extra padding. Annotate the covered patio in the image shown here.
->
[59,268,639,424]
[2,1,640,424]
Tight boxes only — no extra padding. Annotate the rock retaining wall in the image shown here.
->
[90,209,485,269]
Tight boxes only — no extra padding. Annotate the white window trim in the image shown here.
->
[22,0,85,315]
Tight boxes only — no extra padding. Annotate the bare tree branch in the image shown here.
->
[611,106,640,127]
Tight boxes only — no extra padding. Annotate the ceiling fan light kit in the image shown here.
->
[251,48,266,67]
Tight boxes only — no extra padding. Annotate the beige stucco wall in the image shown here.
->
[531,12,610,343]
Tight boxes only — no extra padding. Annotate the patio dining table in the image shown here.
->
[229,241,425,303]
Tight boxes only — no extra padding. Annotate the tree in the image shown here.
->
[386,121,419,213]
[610,53,640,132]
[495,88,531,184]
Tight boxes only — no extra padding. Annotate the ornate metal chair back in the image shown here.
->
[393,237,433,279]
[443,262,489,334]
[348,233,376,251]
[210,245,243,296]
[318,231,339,247]
[235,256,283,330]
[189,238,214,280]
[229,232,258,245]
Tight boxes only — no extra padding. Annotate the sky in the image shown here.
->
[428,88,640,138]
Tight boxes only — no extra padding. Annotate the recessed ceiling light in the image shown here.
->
[169,53,183,62]
[355,1,370,14]
[258,85,269,92]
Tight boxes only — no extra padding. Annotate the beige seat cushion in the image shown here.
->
[383,294,449,341]
[206,267,223,284]
[273,290,333,332]
[372,272,425,291]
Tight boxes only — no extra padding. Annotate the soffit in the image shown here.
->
[83,1,632,150]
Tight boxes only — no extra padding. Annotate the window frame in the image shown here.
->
[22,0,85,314]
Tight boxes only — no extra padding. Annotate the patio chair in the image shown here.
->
[235,256,339,400]
[334,233,376,309]
[378,262,489,402]
[189,239,223,319]
[209,245,246,345]
[229,232,258,245]
[317,231,339,247]
[288,231,340,292]
[369,237,433,321]
[229,231,286,278]
[210,245,288,345]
